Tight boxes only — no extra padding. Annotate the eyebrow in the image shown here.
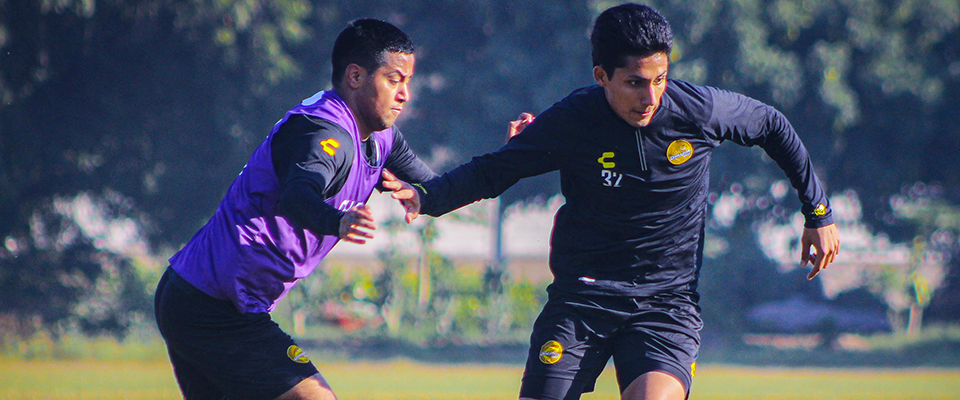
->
[625,71,668,81]
[388,70,411,80]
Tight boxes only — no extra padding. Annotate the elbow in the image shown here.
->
[276,186,299,221]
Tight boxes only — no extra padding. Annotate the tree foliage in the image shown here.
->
[1,0,959,337]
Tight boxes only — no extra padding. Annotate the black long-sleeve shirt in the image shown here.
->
[416,80,833,299]
[272,114,436,236]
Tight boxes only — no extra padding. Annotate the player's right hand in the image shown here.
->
[381,169,421,224]
[339,204,376,244]
[800,223,840,280]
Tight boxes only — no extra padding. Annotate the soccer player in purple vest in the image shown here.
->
[154,19,435,400]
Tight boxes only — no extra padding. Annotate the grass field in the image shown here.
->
[2,358,959,400]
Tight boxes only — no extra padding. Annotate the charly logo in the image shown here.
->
[539,340,563,364]
[320,138,340,156]
[597,152,615,168]
[666,140,693,165]
[814,203,828,216]
[287,345,310,364]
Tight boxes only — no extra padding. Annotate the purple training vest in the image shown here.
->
[170,90,394,313]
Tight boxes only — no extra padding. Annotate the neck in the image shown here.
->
[338,88,373,141]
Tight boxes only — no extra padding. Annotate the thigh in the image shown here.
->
[519,296,613,399]
[166,347,229,400]
[156,268,320,400]
[611,311,699,399]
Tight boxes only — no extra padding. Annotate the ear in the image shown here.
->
[344,64,367,90]
[593,65,609,87]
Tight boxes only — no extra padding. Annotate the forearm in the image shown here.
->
[760,113,833,227]
[277,180,344,236]
[418,156,522,217]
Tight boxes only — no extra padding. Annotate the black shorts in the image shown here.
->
[519,290,701,400]
[154,267,319,400]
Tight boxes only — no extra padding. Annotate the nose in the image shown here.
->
[642,82,656,105]
[397,82,410,103]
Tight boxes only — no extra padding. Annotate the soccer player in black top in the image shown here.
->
[384,3,841,400]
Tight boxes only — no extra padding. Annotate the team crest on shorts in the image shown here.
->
[666,140,693,165]
[287,345,310,364]
[539,340,563,364]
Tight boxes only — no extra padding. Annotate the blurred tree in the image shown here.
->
[638,0,960,228]
[0,0,313,336]
[889,183,960,325]
[2,0,960,340]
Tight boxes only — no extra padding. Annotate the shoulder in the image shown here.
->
[273,114,357,161]
[537,85,606,131]
[304,116,356,146]
[659,79,716,124]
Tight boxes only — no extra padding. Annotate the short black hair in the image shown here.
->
[331,19,415,89]
[591,3,673,75]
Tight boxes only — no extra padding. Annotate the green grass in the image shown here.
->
[2,359,959,400]
[0,359,960,400]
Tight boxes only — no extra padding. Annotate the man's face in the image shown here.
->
[594,52,669,128]
[355,51,415,135]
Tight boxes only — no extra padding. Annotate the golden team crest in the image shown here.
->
[666,140,693,165]
[539,340,563,364]
[287,345,310,364]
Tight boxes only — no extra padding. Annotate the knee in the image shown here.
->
[620,371,685,400]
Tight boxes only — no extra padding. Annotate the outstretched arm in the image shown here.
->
[409,112,555,218]
[383,112,538,223]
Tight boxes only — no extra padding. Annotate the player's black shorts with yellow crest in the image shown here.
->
[519,289,701,400]
[154,267,319,400]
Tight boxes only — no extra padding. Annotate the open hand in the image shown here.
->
[801,223,841,280]
[339,204,376,244]
[382,169,421,223]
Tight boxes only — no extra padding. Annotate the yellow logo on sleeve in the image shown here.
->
[539,340,563,364]
[320,138,340,156]
[598,152,616,168]
[666,140,694,165]
[287,345,310,364]
[814,203,828,216]
[691,362,697,377]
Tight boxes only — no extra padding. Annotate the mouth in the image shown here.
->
[391,107,403,115]
[634,107,654,119]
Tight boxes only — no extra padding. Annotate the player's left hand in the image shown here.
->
[801,223,840,280]
[339,204,376,244]
[507,112,535,141]
[381,169,421,223]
